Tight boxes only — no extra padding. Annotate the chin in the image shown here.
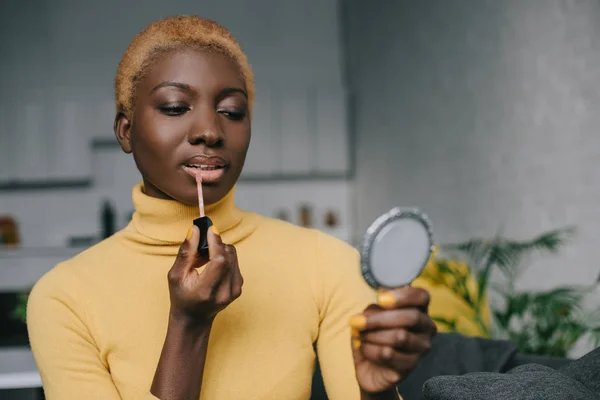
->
[166,185,202,207]
[184,186,224,207]
[201,188,222,206]
[162,175,233,207]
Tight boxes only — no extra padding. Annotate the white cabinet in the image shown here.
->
[242,83,350,179]
[0,107,12,183]
[279,85,314,175]
[49,89,92,181]
[314,86,350,174]
[0,8,93,186]
[0,91,94,185]
[89,99,117,141]
[14,100,49,181]
[243,86,279,176]
[0,93,55,184]
[0,3,58,186]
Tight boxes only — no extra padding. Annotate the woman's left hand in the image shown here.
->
[350,286,437,395]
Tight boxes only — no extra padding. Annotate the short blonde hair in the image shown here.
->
[115,15,254,118]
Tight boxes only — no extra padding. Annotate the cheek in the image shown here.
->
[228,124,251,163]
[131,115,184,166]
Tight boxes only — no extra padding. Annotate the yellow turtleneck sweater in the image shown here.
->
[27,183,376,400]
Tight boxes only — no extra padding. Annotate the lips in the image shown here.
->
[183,155,227,167]
[184,164,222,170]
[182,155,227,183]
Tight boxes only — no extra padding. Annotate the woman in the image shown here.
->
[27,16,436,400]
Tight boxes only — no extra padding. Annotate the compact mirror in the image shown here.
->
[360,208,434,289]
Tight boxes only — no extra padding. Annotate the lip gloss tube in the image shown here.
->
[192,171,213,257]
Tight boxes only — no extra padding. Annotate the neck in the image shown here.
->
[126,182,258,250]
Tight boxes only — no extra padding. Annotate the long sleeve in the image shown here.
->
[314,232,377,400]
[27,266,158,400]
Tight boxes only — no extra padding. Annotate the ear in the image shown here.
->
[114,112,132,154]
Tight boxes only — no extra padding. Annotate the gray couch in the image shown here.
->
[309,333,571,399]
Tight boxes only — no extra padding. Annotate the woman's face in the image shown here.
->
[115,48,251,206]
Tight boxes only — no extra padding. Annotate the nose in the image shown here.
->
[187,109,224,147]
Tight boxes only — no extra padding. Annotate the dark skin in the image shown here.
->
[114,48,436,400]
[115,48,250,206]
[115,48,247,400]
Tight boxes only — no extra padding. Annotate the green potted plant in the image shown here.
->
[429,227,600,357]
[12,292,29,323]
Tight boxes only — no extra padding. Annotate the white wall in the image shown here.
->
[0,0,354,251]
[343,0,600,292]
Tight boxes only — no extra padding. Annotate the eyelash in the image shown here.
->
[159,105,190,116]
[219,110,246,121]
[158,106,246,121]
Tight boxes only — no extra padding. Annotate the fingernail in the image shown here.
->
[352,339,361,349]
[211,225,220,235]
[377,292,396,308]
[186,226,194,240]
[349,315,367,330]
[351,328,360,338]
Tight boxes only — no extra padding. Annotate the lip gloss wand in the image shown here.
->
[192,170,213,257]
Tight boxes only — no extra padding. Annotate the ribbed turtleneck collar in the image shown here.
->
[125,182,258,251]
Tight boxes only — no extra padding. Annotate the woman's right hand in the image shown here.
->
[167,225,243,327]
[152,226,241,398]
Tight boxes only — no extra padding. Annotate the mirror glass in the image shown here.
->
[360,208,434,289]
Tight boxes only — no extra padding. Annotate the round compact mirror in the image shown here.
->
[360,208,434,289]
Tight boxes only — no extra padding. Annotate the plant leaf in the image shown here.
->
[431,316,458,332]
[590,327,600,348]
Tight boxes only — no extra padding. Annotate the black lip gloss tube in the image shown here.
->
[193,216,213,257]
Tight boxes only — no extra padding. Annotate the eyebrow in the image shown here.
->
[150,81,248,99]
[150,81,192,94]
[218,87,248,100]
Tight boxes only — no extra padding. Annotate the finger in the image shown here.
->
[168,226,201,282]
[351,308,437,334]
[199,229,230,289]
[360,342,421,374]
[228,245,243,300]
[361,329,432,353]
[377,287,430,310]
[213,245,236,305]
[349,304,382,334]
[207,226,226,260]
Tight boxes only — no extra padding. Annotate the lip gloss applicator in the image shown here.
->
[192,170,213,257]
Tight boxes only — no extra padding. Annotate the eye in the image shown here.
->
[218,109,246,121]
[158,105,190,116]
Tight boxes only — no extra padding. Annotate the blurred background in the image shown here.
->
[2,0,600,398]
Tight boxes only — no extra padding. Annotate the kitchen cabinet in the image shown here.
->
[0,348,42,391]
[0,107,12,183]
[13,100,49,181]
[0,82,351,186]
[0,94,93,186]
[49,90,93,181]
[279,85,314,175]
[242,83,350,179]
[243,86,279,176]
[0,3,67,186]
[0,247,82,291]
[90,99,118,141]
[0,93,54,184]
[314,85,350,175]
